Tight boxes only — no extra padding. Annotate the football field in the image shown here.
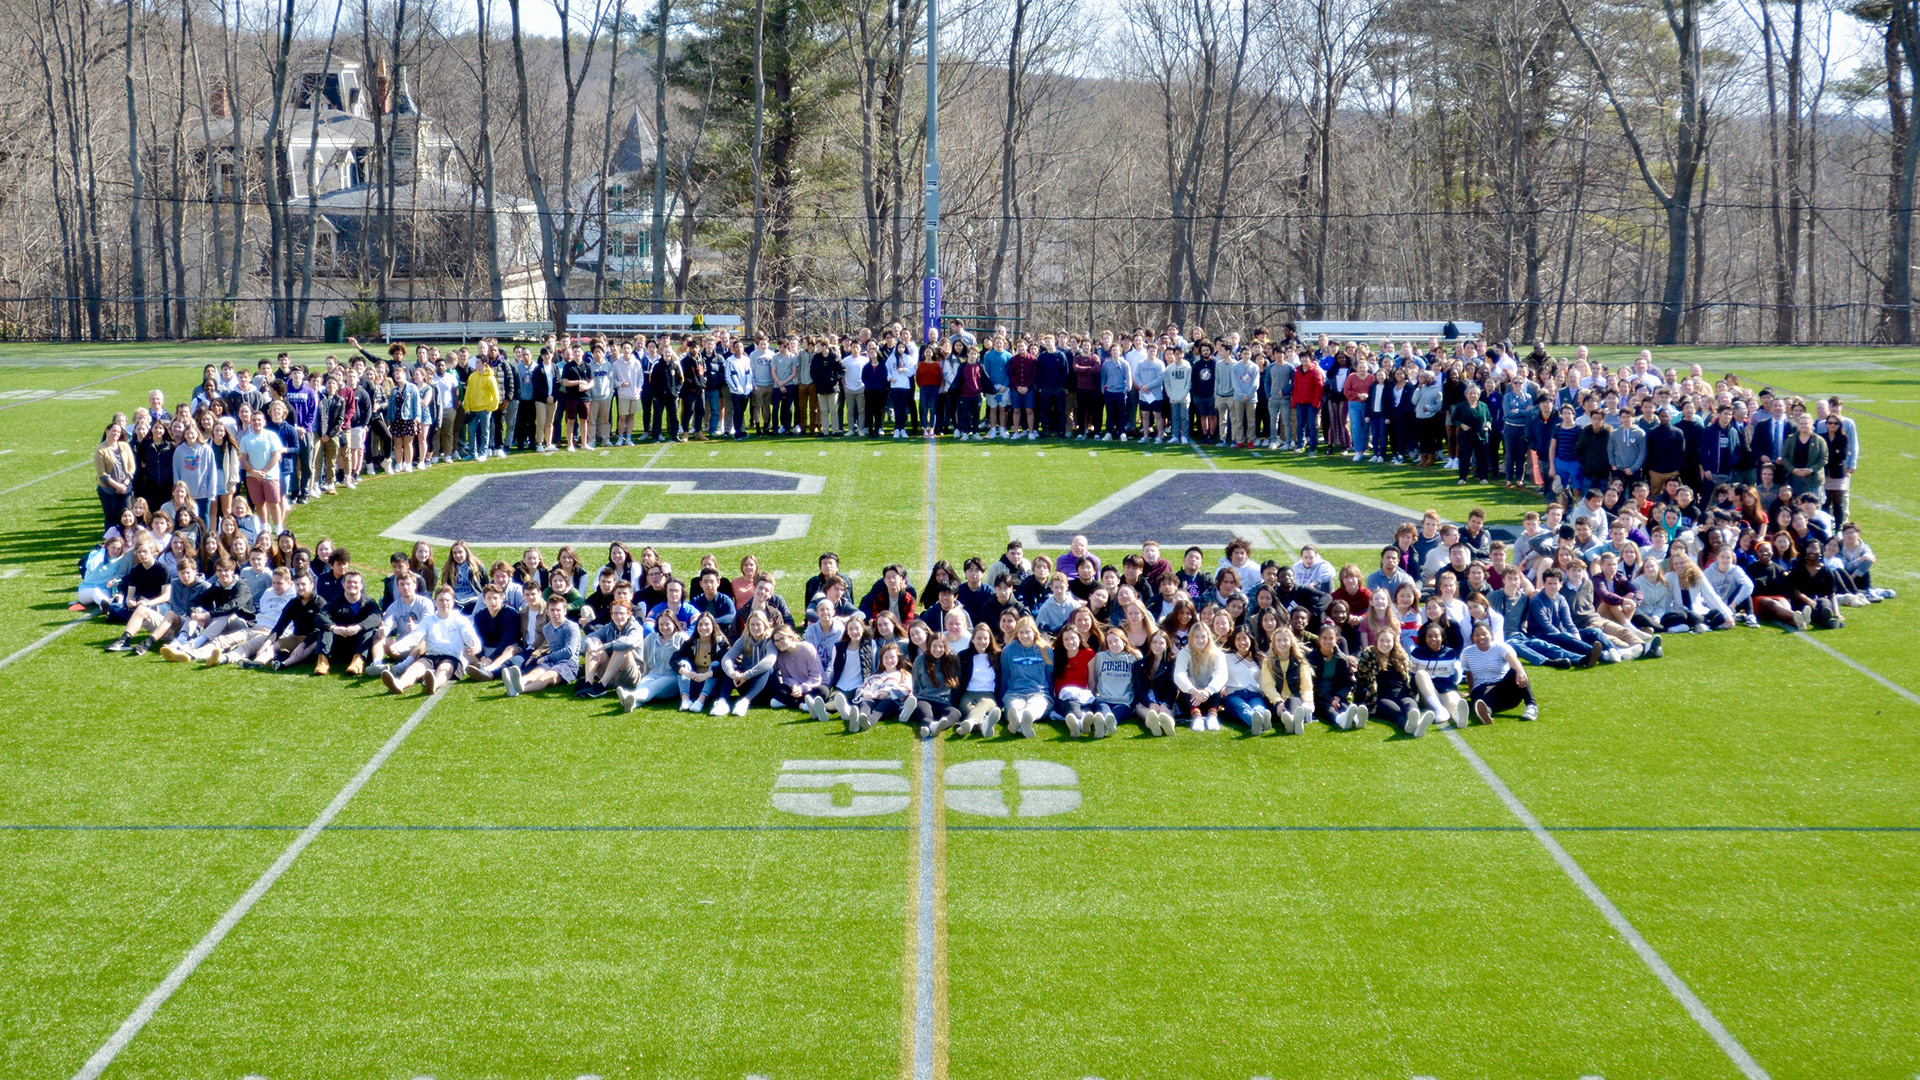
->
[1,345,1917,1079]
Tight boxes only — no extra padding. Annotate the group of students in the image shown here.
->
[76,328,1890,739]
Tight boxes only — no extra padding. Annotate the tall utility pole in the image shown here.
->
[922,0,940,343]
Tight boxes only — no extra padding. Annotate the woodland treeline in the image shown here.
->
[17,0,1920,343]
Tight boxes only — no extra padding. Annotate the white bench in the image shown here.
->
[566,313,744,335]
[380,320,551,344]
[1296,320,1484,341]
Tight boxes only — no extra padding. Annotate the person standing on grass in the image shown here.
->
[237,411,285,536]
[1451,380,1492,483]
[462,352,501,462]
[558,344,594,452]
[94,421,136,531]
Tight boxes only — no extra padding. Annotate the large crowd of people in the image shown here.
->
[73,324,1890,739]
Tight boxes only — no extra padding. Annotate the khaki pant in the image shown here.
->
[533,400,554,445]
[592,397,613,444]
[817,390,840,434]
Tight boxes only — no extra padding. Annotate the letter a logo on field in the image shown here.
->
[1009,468,1421,553]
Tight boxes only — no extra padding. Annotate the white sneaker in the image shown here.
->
[1407,710,1431,738]
[732,697,751,716]
[1249,706,1271,735]
[1028,431,1037,440]
[503,665,522,696]
[679,696,693,711]
[806,697,828,722]
[1450,698,1468,729]
[1289,703,1310,734]
[1063,712,1083,737]
[979,705,1002,737]
[1189,714,1206,732]
[616,686,638,712]
[711,699,731,716]
[1205,713,1222,732]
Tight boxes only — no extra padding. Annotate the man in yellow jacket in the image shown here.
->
[461,354,502,461]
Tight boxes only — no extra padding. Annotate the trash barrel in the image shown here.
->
[322,315,346,344]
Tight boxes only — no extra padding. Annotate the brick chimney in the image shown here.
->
[209,78,230,120]
[372,57,391,115]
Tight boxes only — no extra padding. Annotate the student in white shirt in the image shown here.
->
[383,585,480,695]
[1462,623,1536,722]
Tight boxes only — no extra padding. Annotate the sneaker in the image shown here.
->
[732,697,750,716]
[368,661,391,677]
[982,704,1003,737]
[131,640,151,656]
[1190,712,1206,732]
[1249,706,1271,735]
[1473,698,1493,725]
[712,698,732,716]
[1289,702,1310,734]
[1450,698,1468,728]
[1028,431,1037,440]
[1582,641,1603,668]
[381,670,402,694]
[1792,607,1812,630]
[1204,712,1221,732]
[503,665,523,697]
[1407,710,1431,738]
[314,654,331,676]
[1063,712,1084,737]
[617,686,638,712]
[1521,703,1538,721]
[421,669,439,695]
[587,683,611,699]
[158,643,191,663]
[806,697,828,722]
[106,635,132,652]
[1645,634,1664,659]
[1546,657,1572,669]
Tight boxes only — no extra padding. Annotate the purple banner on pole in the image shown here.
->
[922,276,942,342]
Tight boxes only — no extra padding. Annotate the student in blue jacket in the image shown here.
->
[998,616,1053,738]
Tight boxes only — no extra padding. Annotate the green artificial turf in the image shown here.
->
[0,347,1916,1078]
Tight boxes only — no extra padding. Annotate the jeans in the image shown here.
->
[1503,428,1531,482]
[1223,687,1265,728]
[918,386,940,431]
[1296,403,1319,449]
[465,412,492,459]
[1348,401,1368,454]
[774,386,796,429]
[1104,391,1128,436]
[1533,627,1604,658]
[633,670,678,703]
[1370,414,1387,456]
[959,396,981,435]
[1171,401,1190,439]
[498,399,519,450]
[706,389,726,435]
[890,387,914,431]
[679,672,720,704]
[729,393,749,437]
[725,670,772,703]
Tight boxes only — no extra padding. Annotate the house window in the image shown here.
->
[217,163,237,198]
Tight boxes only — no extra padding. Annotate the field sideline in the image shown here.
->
[1,345,1917,1079]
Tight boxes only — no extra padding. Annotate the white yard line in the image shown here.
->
[1790,631,1920,709]
[71,689,449,1080]
[0,617,88,673]
[0,459,91,498]
[1443,730,1769,1080]
[0,362,171,414]
[909,437,945,1080]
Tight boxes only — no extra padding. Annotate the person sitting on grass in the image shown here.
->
[846,641,914,733]
[504,594,586,697]
[619,610,689,713]
[578,599,645,698]
[159,558,254,663]
[908,629,961,737]
[998,616,1054,738]
[314,570,382,674]
[367,570,432,675]
[1352,633,1427,737]
[106,539,172,652]
[1171,622,1226,732]
[380,585,480,695]
[717,610,778,716]
[1461,622,1537,723]
[1258,624,1315,735]
[468,583,525,681]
